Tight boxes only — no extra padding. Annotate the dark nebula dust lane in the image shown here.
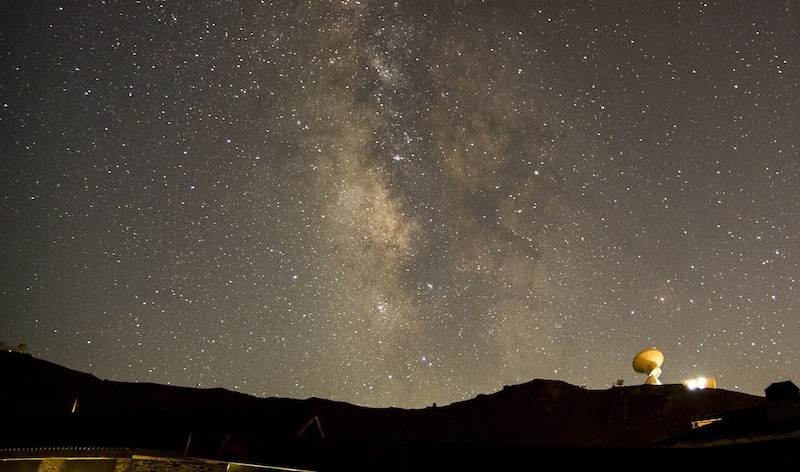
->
[2,1,798,408]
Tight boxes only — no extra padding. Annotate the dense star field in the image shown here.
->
[2,1,798,408]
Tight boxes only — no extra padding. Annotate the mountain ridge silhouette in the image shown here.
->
[4,350,798,470]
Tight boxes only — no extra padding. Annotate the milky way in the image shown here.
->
[2,1,798,408]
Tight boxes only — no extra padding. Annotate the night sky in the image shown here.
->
[2,1,798,409]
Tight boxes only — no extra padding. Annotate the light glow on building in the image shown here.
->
[682,377,717,390]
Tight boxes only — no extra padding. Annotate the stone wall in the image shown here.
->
[126,456,227,472]
[0,453,277,472]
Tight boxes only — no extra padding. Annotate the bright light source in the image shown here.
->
[682,377,717,390]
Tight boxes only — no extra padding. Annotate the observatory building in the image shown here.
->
[633,348,664,385]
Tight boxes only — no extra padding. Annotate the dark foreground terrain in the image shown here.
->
[1,351,798,470]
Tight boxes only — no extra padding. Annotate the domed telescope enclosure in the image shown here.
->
[632,348,664,385]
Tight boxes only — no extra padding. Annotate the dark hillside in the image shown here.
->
[3,351,797,470]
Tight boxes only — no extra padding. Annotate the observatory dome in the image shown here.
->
[632,348,664,385]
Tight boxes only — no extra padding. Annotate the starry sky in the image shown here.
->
[2,1,798,409]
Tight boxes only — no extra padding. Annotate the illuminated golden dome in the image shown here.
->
[632,348,664,385]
